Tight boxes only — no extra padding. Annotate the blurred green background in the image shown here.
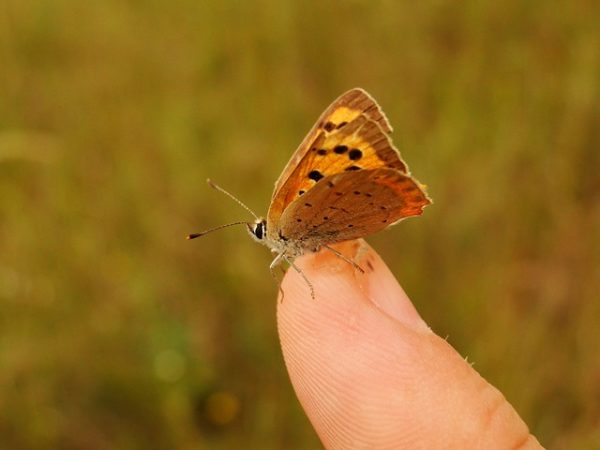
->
[1,0,598,449]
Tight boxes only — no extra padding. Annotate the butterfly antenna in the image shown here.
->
[186,221,248,240]
[206,179,259,220]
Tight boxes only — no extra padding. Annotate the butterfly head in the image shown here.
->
[248,218,267,243]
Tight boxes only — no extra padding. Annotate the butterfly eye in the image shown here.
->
[253,220,266,240]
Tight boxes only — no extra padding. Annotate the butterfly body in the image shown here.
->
[247,218,308,259]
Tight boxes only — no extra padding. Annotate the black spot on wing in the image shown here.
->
[348,149,363,160]
[308,170,324,181]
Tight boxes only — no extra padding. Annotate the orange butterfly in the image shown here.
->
[189,88,431,297]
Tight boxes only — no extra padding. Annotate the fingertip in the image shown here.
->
[280,240,428,332]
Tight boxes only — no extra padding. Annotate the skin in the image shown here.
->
[277,240,543,450]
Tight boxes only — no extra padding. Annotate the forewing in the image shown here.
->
[277,168,431,245]
[272,88,393,198]
[268,89,409,229]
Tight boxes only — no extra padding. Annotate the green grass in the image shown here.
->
[1,1,598,448]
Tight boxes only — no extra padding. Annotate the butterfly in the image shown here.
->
[189,88,431,298]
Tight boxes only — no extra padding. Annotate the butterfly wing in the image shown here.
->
[277,168,430,246]
[272,88,394,198]
[268,88,410,236]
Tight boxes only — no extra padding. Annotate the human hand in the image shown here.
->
[277,240,542,449]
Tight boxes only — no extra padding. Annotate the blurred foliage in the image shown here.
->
[0,0,598,449]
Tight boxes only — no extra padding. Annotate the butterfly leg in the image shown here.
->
[269,252,285,270]
[269,253,286,302]
[284,256,316,300]
[322,244,365,274]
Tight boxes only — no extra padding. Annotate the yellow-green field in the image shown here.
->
[1,1,598,448]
